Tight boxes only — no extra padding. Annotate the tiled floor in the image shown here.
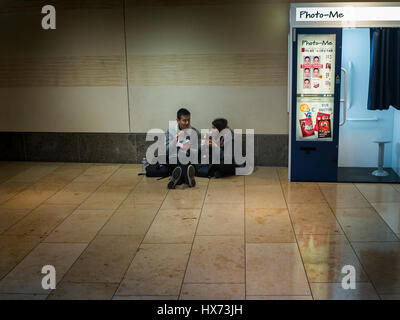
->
[0,162,399,300]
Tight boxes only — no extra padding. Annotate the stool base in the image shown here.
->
[372,169,389,177]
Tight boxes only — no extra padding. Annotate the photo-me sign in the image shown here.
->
[296,7,400,22]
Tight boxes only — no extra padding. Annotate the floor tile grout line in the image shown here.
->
[353,186,400,241]
[41,164,135,299]
[3,163,123,238]
[318,182,382,300]
[177,177,211,300]
[0,164,62,206]
[0,164,106,283]
[0,165,102,236]
[278,169,314,300]
[110,176,173,300]
[36,164,134,300]
[354,183,400,240]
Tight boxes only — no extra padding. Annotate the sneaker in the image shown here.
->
[168,166,182,189]
[187,164,196,188]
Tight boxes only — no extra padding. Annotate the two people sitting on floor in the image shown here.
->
[164,108,237,189]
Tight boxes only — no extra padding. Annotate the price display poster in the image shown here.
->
[296,33,336,142]
[290,28,342,182]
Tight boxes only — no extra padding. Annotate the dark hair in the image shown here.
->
[212,118,228,132]
[177,108,190,119]
[304,68,310,72]
[304,56,310,60]
[313,68,319,72]
[304,79,310,83]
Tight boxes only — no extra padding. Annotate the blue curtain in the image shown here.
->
[368,28,400,110]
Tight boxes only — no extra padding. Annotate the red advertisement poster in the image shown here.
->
[314,112,331,131]
[299,118,314,138]
[318,119,332,138]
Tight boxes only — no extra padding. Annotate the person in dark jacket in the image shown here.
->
[205,118,236,178]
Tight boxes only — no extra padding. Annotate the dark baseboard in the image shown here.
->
[0,132,288,167]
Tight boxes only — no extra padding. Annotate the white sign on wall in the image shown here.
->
[296,7,400,22]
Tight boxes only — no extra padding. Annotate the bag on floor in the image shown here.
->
[141,164,170,178]
[195,164,213,177]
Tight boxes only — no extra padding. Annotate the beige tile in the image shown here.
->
[59,163,93,169]
[100,205,159,236]
[283,183,326,204]
[161,187,207,210]
[0,181,32,204]
[38,167,87,185]
[103,167,142,188]
[380,294,400,300]
[246,243,310,296]
[209,175,244,186]
[310,282,379,300]
[144,209,200,243]
[7,165,58,183]
[392,184,400,193]
[245,208,295,243]
[205,184,244,204]
[277,167,288,182]
[1,182,66,209]
[48,282,118,300]
[44,209,114,243]
[0,243,87,294]
[73,164,120,183]
[334,208,398,241]
[0,165,32,184]
[298,234,368,283]
[245,185,286,209]
[122,184,168,206]
[5,204,77,236]
[120,164,141,169]
[185,236,244,284]
[197,204,243,236]
[0,235,42,280]
[245,167,280,185]
[45,181,100,205]
[192,177,210,186]
[0,293,48,300]
[371,202,400,234]
[79,185,133,210]
[352,242,400,294]
[113,295,178,300]
[180,283,245,300]
[356,184,400,203]
[288,203,342,235]
[247,295,312,300]
[320,184,371,209]
[117,244,191,295]
[64,235,142,283]
[0,208,31,234]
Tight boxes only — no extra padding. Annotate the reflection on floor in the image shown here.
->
[338,167,400,183]
[0,161,399,300]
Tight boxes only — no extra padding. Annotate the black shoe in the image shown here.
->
[187,164,196,188]
[168,166,182,189]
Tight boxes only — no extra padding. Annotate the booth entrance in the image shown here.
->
[288,3,400,183]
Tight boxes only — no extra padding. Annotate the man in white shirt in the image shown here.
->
[165,108,200,189]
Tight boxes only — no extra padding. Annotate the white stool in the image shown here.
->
[372,140,391,177]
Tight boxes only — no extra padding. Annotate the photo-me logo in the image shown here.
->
[299,10,344,20]
[296,6,400,22]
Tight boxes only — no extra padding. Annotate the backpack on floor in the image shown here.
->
[139,164,170,178]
